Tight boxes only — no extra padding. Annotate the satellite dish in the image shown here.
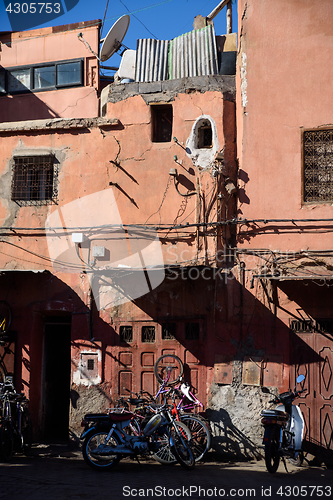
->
[100,15,130,62]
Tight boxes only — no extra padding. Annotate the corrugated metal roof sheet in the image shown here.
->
[168,25,218,79]
[135,39,169,82]
[135,25,218,83]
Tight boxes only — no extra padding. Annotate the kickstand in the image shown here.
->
[282,456,290,473]
[135,456,142,466]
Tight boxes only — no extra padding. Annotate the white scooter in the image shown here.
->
[260,374,306,473]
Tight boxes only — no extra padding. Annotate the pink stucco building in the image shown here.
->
[0,1,332,464]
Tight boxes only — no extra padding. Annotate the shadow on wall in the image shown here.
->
[206,408,263,461]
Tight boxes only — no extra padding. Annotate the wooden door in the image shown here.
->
[290,321,333,465]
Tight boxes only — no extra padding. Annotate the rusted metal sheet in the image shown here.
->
[242,356,262,386]
[262,356,284,387]
[168,25,218,80]
[135,39,169,82]
[213,354,233,384]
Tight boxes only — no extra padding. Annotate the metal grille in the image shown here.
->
[141,326,155,343]
[87,359,94,371]
[162,323,176,340]
[290,318,333,334]
[119,326,133,343]
[185,322,200,340]
[11,155,57,206]
[303,129,333,203]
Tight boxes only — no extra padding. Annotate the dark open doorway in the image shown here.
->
[43,316,71,441]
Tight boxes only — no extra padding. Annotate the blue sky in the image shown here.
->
[0,1,237,54]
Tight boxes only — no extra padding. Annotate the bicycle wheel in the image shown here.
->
[170,422,195,470]
[83,430,121,471]
[0,420,14,461]
[154,355,184,386]
[152,420,189,465]
[179,414,211,462]
[0,301,11,335]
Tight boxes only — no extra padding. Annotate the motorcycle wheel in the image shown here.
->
[82,430,121,471]
[152,421,189,465]
[265,427,280,473]
[21,408,33,454]
[179,415,211,462]
[170,422,195,470]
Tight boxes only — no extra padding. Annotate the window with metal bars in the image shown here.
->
[162,323,176,340]
[87,359,95,371]
[11,155,57,206]
[119,326,133,343]
[185,322,200,340]
[141,326,155,343]
[303,129,333,203]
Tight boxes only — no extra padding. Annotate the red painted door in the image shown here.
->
[290,322,333,464]
[110,320,207,407]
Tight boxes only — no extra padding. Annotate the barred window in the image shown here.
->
[11,155,57,206]
[185,322,200,340]
[119,326,133,343]
[162,323,176,340]
[303,129,333,203]
[142,326,155,343]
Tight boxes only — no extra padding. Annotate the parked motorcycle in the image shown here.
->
[260,374,306,473]
[80,403,195,470]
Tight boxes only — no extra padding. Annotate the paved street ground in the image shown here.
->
[0,444,332,500]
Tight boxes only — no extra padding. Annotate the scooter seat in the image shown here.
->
[84,413,110,421]
[108,412,134,422]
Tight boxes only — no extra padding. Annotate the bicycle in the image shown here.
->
[117,359,211,463]
[0,377,32,461]
[153,355,211,463]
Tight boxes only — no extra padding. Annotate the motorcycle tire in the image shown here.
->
[82,430,121,471]
[264,426,280,473]
[170,422,195,470]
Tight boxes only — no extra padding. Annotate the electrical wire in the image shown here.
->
[119,0,158,39]
[102,0,110,35]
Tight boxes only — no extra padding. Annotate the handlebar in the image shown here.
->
[269,388,307,405]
